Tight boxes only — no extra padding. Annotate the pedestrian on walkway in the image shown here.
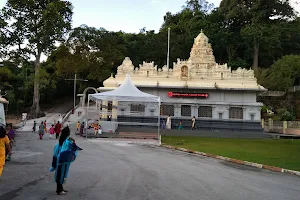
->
[6,124,15,161]
[49,124,55,139]
[76,121,80,134]
[166,115,172,129]
[80,122,84,137]
[191,116,196,130]
[32,121,37,133]
[39,121,45,139]
[0,126,11,179]
[44,120,47,133]
[55,121,62,139]
[178,120,183,130]
[49,127,82,195]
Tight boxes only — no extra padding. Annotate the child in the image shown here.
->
[94,123,99,136]
[76,121,80,134]
[178,121,183,130]
[44,120,47,133]
[6,124,15,161]
[49,124,55,139]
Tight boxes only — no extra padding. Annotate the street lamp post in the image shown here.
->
[167,27,171,71]
[65,74,88,109]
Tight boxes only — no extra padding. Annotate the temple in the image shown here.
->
[99,31,266,129]
[0,92,9,126]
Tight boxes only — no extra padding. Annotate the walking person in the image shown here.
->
[32,121,37,133]
[49,124,55,139]
[80,122,84,137]
[0,126,11,179]
[39,121,45,139]
[178,120,183,130]
[49,127,82,195]
[44,120,47,133]
[191,116,196,130]
[6,124,15,161]
[76,121,80,135]
[161,119,166,129]
[166,115,172,129]
[55,121,62,139]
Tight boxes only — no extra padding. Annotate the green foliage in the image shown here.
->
[266,55,300,91]
[261,105,268,112]
[276,108,287,115]
[1,0,73,57]
[280,111,296,121]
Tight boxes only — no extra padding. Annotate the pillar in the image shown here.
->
[268,118,273,132]
[112,100,118,121]
[283,121,287,134]
[101,100,108,121]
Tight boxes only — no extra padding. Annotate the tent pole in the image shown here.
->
[158,100,161,145]
[86,95,90,139]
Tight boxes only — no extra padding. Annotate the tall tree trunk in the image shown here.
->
[32,52,41,118]
[252,40,259,69]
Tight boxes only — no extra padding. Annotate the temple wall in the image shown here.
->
[0,103,6,125]
[116,87,262,122]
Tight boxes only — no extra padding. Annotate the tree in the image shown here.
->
[184,0,214,13]
[265,55,300,91]
[1,0,73,117]
[219,0,296,69]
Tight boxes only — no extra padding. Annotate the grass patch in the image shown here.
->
[162,136,300,171]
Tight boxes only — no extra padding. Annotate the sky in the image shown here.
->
[0,0,221,33]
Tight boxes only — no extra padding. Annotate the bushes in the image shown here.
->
[264,105,296,121]
[280,111,296,121]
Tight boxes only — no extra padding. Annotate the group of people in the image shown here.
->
[161,116,197,130]
[75,120,102,137]
[33,120,62,140]
[0,124,15,179]
[1,123,82,195]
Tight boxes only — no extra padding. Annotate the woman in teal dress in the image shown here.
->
[49,127,82,195]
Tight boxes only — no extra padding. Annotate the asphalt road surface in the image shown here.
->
[0,131,299,200]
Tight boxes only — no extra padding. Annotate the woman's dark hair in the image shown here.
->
[0,126,6,138]
[59,127,70,146]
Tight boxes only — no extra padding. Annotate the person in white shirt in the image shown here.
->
[166,115,171,129]
[191,116,196,130]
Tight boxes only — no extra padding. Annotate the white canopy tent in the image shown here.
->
[87,74,161,144]
[89,74,160,102]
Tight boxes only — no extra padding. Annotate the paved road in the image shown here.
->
[0,132,299,200]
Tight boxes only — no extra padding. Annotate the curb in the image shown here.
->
[161,144,300,177]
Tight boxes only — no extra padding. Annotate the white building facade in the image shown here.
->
[0,95,9,126]
[99,31,266,123]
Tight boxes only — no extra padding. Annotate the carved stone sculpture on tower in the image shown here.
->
[117,57,135,75]
[189,30,216,65]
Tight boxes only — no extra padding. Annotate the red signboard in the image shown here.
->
[168,92,209,98]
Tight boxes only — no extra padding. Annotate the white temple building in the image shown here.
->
[0,94,9,126]
[98,31,266,127]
